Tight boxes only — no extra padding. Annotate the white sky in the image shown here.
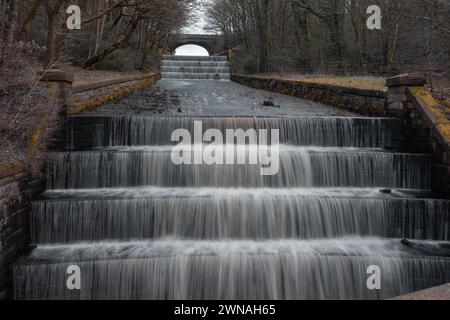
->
[175,45,209,56]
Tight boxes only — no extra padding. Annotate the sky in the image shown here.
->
[175,45,209,56]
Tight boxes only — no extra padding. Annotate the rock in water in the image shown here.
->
[263,98,275,107]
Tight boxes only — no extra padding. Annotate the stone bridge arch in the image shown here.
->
[167,34,232,56]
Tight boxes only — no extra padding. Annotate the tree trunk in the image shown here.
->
[5,0,18,46]
[257,0,270,73]
[44,0,64,68]
[44,1,55,67]
[293,8,311,71]
[82,13,140,68]
[17,0,44,41]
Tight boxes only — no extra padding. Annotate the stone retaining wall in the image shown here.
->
[0,164,44,299]
[406,87,450,197]
[70,73,161,114]
[383,74,450,198]
[233,73,450,198]
[0,71,161,299]
[232,74,387,116]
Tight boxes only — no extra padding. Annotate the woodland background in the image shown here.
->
[206,0,450,79]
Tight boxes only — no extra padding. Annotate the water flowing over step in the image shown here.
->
[65,116,406,150]
[32,188,450,243]
[14,239,450,300]
[14,114,450,300]
[161,55,230,80]
[45,148,432,189]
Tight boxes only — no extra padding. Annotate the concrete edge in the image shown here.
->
[393,283,450,300]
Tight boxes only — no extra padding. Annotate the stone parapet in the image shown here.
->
[405,86,450,197]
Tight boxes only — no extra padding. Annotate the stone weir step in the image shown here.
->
[161,66,231,74]
[31,188,450,244]
[162,61,230,68]
[160,55,230,80]
[63,116,408,150]
[13,238,450,300]
[163,55,228,61]
[161,72,231,80]
[44,148,432,190]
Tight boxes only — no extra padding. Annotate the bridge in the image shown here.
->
[167,34,235,56]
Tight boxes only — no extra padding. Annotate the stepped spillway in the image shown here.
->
[161,55,230,80]
[13,56,450,300]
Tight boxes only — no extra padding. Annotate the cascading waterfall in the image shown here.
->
[45,147,431,189]
[161,55,231,80]
[14,239,450,300]
[67,116,402,149]
[15,113,450,300]
[32,188,450,243]
[13,57,450,300]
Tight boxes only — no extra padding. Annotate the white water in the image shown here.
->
[46,146,431,189]
[161,55,230,80]
[70,116,399,148]
[15,239,450,300]
[32,187,450,243]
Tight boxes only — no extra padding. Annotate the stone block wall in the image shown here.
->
[402,86,450,198]
[70,73,161,115]
[0,165,43,299]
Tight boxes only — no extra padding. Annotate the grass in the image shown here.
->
[288,76,387,91]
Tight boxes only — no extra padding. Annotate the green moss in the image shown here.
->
[410,87,449,125]
[27,123,43,156]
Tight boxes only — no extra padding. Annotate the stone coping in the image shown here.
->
[386,74,426,87]
[68,73,161,115]
[38,70,74,83]
[0,163,25,180]
[72,73,159,94]
[232,74,387,99]
[408,86,450,152]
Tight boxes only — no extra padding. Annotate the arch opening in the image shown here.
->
[175,44,209,56]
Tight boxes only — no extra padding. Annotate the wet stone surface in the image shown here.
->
[89,80,355,117]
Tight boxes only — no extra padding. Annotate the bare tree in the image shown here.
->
[206,0,450,76]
